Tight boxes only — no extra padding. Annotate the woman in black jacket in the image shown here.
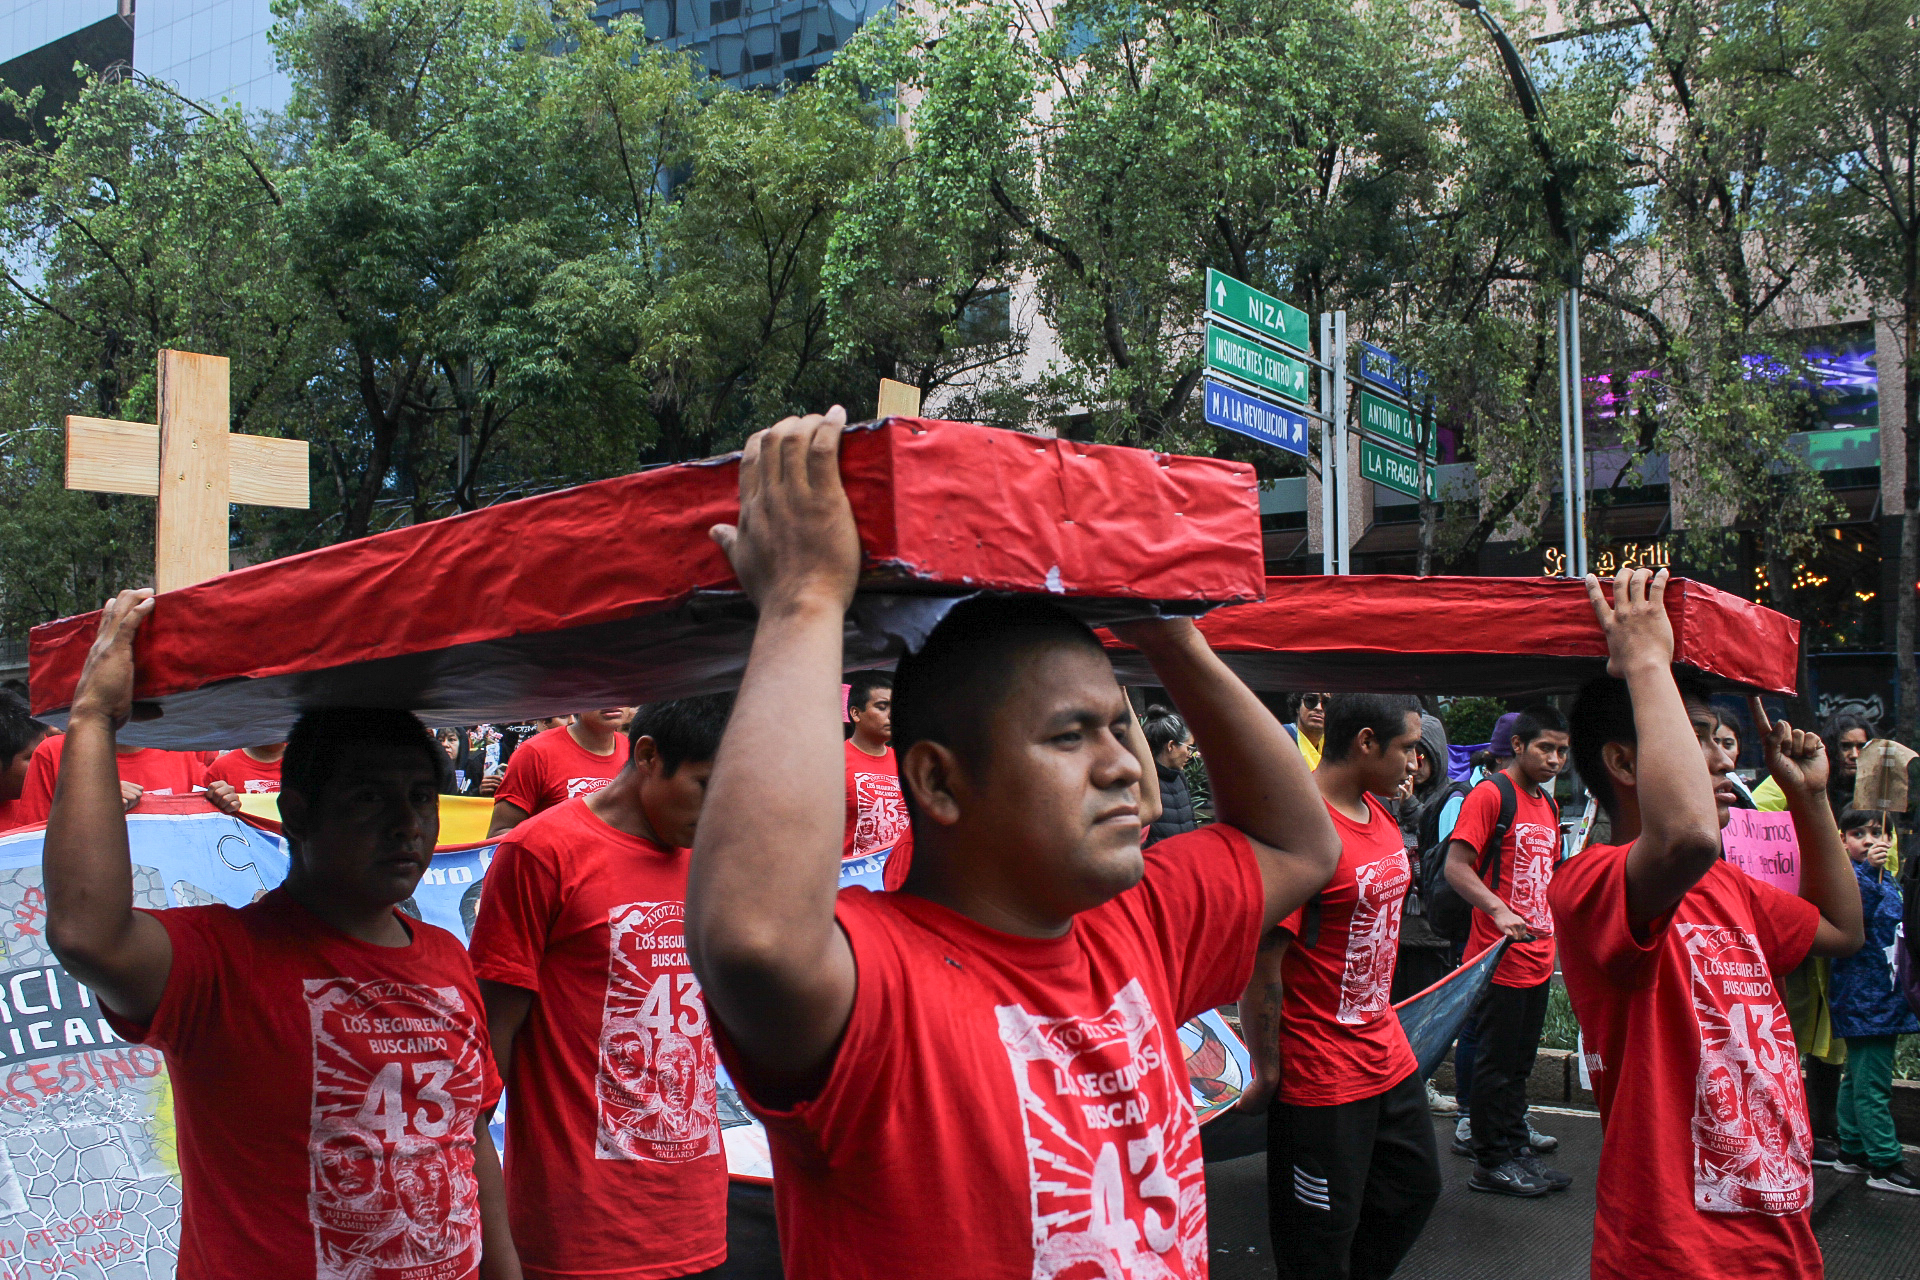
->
[1143,705,1199,845]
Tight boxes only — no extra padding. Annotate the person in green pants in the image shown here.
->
[1829,809,1920,1193]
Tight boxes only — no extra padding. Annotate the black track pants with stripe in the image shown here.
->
[1265,1069,1442,1280]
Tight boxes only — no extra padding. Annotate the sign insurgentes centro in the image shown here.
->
[1361,438,1433,499]
[1206,269,1310,352]
[1204,380,1308,457]
[1359,391,1436,459]
[1206,325,1309,403]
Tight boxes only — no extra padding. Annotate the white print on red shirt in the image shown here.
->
[1504,822,1558,936]
[1337,852,1409,1026]
[594,901,720,1164]
[243,779,279,794]
[995,979,1206,1279]
[848,771,908,860]
[306,978,486,1280]
[566,777,615,800]
[1680,923,1811,1216]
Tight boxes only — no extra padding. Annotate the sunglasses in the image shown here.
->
[1299,695,1327,709]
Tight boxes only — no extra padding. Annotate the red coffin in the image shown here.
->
[1106,575,1798,696]
[30,418,1264,748]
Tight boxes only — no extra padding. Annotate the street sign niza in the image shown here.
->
[1204,380,1308,457]
[1206,325,1309,403]
[1206,269,1311,352]
[1358,391,1436,458]
[1361,438,1433,499]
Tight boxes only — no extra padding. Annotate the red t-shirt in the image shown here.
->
[494,726,628,817]
[716,824,1264,1280]
[104,889,501,1280]
[843,740,908,861]
[468,798,726,1280]
[1275,795,1417,1105]
[13,735,209,826]
[205,748,284,794]
[1551,842,1822,1280]
[1450,777,1561,987]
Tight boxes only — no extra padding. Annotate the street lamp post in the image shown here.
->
[1451,0,1587,578]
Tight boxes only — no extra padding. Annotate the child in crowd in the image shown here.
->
[1829,809,1920,1194]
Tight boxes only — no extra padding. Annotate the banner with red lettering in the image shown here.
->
[0,804,288,1279]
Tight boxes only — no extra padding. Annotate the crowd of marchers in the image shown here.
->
[0,412,1914,1280]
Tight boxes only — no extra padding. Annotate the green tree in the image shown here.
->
[1771,0,1920,738]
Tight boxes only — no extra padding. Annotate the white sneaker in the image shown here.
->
[1455,1116,1472,1143]
[1427,1082,1460,1115]
[1867,1165,1920,1195]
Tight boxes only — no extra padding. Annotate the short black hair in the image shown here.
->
[1321,694,1422,763]
[892,595,1107,771]
[0,690,47,764]
[629,693,735,775]
[1510,704,1568,749]
[1837,807,1884,834]
[283,707,448,804]
[847,671,893,714]
[1570,671,1715,821]
[1142,705,1189,757]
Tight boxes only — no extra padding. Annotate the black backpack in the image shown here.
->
[1420,773,1556,946]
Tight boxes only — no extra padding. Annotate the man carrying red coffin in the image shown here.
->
[1552,567,1865,1280]
[42,591,517,1280]
[686,408,1342,1279]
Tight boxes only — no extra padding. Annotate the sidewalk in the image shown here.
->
[1201,1109,1920,1279]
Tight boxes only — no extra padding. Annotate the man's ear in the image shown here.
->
[899,740,964,828]
[631,736,662,776]
[1601,741,1636,792]
[279,789,311,843]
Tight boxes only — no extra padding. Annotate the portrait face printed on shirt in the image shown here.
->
[901,637,1148,918]
[630,740,713,849]
[280,742,442,908]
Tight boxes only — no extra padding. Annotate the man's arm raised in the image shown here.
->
[43,590,174,1024]
[1590,567,1728,931]
[1749,699,1864,957]
[1109,620,1339,930]
[687,409,861,1100]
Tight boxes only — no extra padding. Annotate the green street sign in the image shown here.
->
[1206,325,1310,403]
[1358,391,1436,459]
[1206,269,1310,351]
[1361,438,1433,499]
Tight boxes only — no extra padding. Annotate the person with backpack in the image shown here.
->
[1237,694,1441,1280]
[1143,705,1200,845]
[1442,704,1573,1196]
[1398,715,1460,1114]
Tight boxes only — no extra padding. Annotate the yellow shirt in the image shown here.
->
[1294,727,1321,770]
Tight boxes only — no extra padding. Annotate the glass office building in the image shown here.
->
[134,0,288,113]
[594,0,890,88]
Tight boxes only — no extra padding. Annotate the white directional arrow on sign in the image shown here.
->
[1214,278,1227,307]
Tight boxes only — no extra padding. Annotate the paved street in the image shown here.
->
[1202,1109,1920,1279]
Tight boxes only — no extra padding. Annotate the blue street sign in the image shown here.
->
[1359,341,1405,396]
[1204,379,1308,457]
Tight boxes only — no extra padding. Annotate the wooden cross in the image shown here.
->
[63,349,310,592]
[876,377,922,419]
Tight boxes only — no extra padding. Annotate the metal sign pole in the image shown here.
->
[1570,288,1588,576]
[1319,312,1337,575]
[1558,295,1576,578]
[1334,311,1351,574]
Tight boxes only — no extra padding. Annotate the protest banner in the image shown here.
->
[1720,808,1801,894]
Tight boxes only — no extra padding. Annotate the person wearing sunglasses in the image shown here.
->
[1286,693,1333,770]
